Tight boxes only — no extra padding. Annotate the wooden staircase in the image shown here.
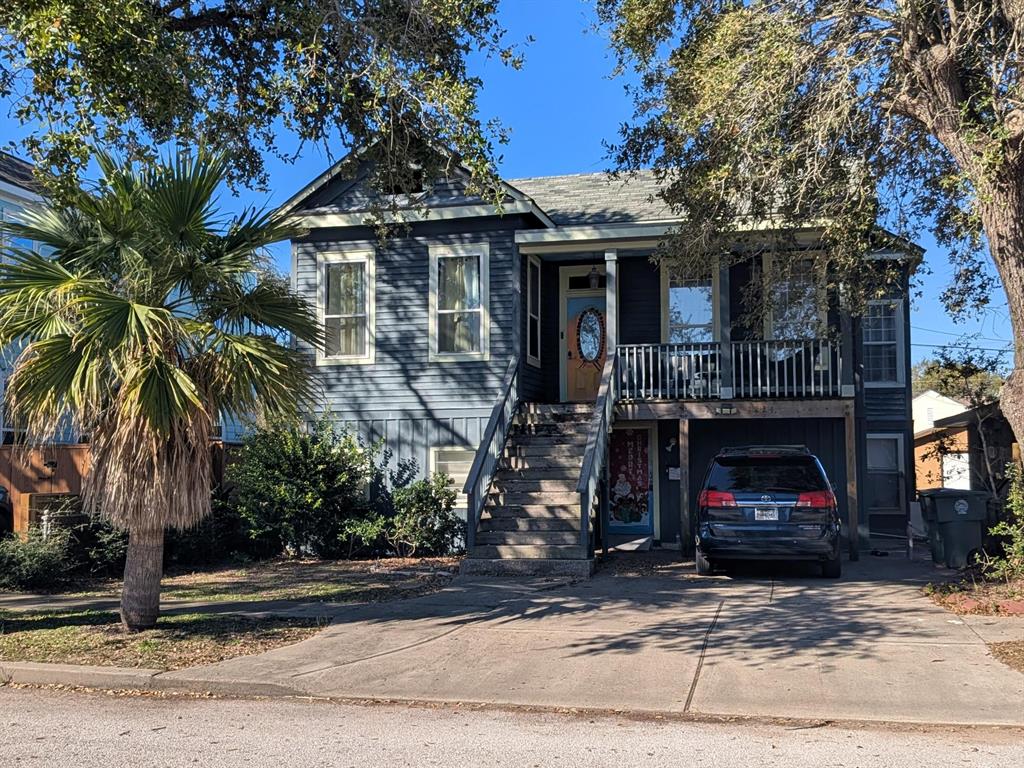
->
[460,403,596,577]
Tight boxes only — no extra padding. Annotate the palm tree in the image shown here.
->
[0,152,319,630]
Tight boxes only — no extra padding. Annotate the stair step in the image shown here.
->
[515,413,593,427]
[478,517,580,532]
[483,504,580,519]
[514,423,592,436]
[508,435,589,449]
[469,544,589,560]
[521,403,594,416]
[500,456,583,471]
[491,477,578,492]
[488,491,579,506]
[475,530,581,546]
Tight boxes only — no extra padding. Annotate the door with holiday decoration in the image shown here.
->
[608,427,654,535]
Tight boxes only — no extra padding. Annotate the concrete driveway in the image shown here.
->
[165,554,1024,726]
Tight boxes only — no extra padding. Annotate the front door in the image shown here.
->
[560,266,607,402]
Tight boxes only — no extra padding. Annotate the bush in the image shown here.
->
[388,473,462,557]
[68,517,128,577]
[0,529,73,591]
[985,463,1024,582]
[165,487,256,567]
[228,418,376,558]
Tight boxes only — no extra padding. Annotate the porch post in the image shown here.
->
[717,259,733,398]
[605,249,618,354]
[679,417,692,556]
[844,401,860,561]
[839,289,856,398]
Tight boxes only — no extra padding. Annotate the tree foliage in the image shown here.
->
[913,348,1006,401]
[598,0,1022,325]
[0,1,518,197]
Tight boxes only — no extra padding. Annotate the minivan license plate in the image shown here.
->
[754,508,778,521]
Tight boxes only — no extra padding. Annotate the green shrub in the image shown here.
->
[165,487,256,566]
[0,529,72,591]
[388,473,461,557]
[228,418,376,558]
[68,517,128,576]
[985,463,1024,582]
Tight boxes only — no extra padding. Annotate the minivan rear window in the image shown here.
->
[706,456,827,493]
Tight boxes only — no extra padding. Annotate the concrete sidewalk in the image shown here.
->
[3,555,1021,726]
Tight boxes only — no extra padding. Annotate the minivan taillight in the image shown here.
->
[699,490,737,507]
[796,490,835,508]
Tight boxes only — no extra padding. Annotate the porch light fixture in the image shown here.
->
[588,265,600,289]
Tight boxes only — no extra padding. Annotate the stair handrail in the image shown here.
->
[463,356,520,550]
[576,352,619,553]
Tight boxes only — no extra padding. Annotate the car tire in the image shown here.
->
[821,553,842,579]
[695,548,714,576]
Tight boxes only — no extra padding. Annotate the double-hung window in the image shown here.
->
[863,299,904,385]
[664,271,715,343]
[429,243,489,361]
[526,255,542,366]
[319,250,375,365]
[767,259,823,340]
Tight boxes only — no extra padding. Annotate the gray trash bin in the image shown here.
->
[917,489,990,568]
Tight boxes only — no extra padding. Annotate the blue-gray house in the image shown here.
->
[280,158,917,574]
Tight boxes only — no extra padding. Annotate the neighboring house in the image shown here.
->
[281,159,919,573]
[914,402,1017,496]
[912,389,966,436]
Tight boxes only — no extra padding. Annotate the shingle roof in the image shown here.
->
[507,170,672,226]
[0,151,40,194]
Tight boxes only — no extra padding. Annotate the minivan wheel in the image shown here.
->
[695,548,714,576]
[821,553,842,579]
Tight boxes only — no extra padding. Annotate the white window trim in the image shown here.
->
[526,255,542,368]
[428,242,490,362]
[763,255,828,341]
[660,260,720,344]
[429,445,475,511]
[316,248,375,366]
[863,298,905,387]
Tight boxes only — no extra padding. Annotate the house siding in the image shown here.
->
[618,256,661,345]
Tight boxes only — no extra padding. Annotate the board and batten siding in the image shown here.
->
[294,220,523,476]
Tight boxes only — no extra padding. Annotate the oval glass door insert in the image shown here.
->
[577,308,604,362]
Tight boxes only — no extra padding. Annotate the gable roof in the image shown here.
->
[507,171,671,226]
[0,151,42,197]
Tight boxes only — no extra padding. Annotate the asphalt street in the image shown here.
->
[1,688,1020,768]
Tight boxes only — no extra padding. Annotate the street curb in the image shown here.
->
[2,660,1022,731]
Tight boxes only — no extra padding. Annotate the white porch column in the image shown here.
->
[605,248,618,355]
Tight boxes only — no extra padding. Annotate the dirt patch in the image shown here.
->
[926,577,1024,616]
[0,610,324,670]
[990,640,1024,673]
[596,550,696,577]
[43,557,460,604]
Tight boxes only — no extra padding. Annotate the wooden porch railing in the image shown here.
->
[577,353,619,555]
[730,339,843,399]
[463,357,519,550]
[617,343,721,400]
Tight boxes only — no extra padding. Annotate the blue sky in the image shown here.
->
[0,0,1013,364]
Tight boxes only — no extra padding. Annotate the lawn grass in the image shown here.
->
[0,610,324,670]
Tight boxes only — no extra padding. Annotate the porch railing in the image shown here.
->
[617,343,721,400]
[463,356,519,549]
[577,353,619,555]
[616,339,845,401]
[730,339,843,399]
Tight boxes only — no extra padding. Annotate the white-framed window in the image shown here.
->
[526,255,542,367]
[429,242,489,361]
[863,299,904,385]
[662,267,716,343]
[317,249,375,365]
[429,446,476,514]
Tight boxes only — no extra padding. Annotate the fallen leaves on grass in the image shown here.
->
[990,641,1024,673]
[0,610,325,670]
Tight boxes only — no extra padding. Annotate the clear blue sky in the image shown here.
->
[0,0,1013,364]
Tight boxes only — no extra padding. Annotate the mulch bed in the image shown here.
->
[926,577,1024,617]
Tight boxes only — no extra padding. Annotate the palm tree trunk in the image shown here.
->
[120,526,165,631]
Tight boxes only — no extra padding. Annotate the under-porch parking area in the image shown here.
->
[160,553,1023,726]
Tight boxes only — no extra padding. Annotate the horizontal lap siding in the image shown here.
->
[618,256,661,345]
[294,222,521,476]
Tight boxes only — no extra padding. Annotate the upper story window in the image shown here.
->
[1,202,44,263]
[318,249,375,365]
[527,256,541,367]
[863,299,904,385]
[764,257,827,340]
[429,243,489,361]
[667,275,714,343]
